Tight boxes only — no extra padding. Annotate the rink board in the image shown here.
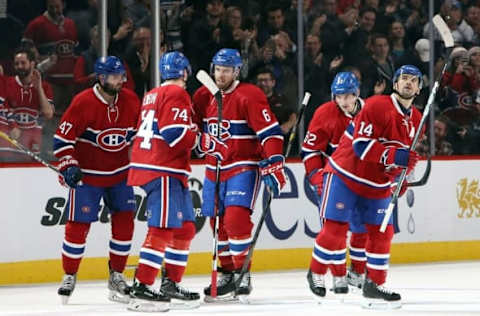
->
[1,159,480,284]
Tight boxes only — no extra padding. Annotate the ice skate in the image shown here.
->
[127,279,170,312]
[307,269,326,298]
[204,269,238,303]
[108,262,131,303]
[58,274,76,305]
[346,268,365,289]
[234,270,252,304]
[332,276,349,294]
[362,277,401,309]
[160,274,200,309]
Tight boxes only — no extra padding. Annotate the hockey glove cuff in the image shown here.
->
[58,157,83,188]
[198,132,228,160]
[259,155,286,197]
[383,148,420,171]
[308,169,324,197]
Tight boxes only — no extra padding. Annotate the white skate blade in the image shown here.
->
[362,298,402,310]
[127,299,170,312]
[59,294,70,305]
[204,293,238,303]
[170,298,201,310]
[237,294,251,304]
[108,290,130,304]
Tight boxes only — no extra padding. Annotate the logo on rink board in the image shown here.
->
[456,178,480,218]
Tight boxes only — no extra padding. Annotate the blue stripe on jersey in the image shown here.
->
[79,129,97,144]
[63,243,85,255]
[257,124,282,142]
[126,130,136,143]
[203,121,256,137]
[164,250,189,263]
[109,241,131,253]
[160,126,186,146]
[326,143,336,156]
[346,122,354,138]
[352,139,373,159]
[53,136,74,152]
[313,246,346,262]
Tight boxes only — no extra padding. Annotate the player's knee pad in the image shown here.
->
[365,224,394,253]
[223,206,253,237]
[171,221,196,249]
[144,226,174,251]
[111,211,134,240]
[65,220,91,243]
[318,220,349,246]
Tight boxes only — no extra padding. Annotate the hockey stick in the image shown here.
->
[0,130,61,175]
[380,14,453,232]
[407,156,431,187]
[196,69,222,297]
[234,92,311,290]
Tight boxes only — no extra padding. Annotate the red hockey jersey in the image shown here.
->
[128,84,197,187]
[53,84,140,187]
[324,94,424,199]
[301,99,363,178]
[193,81,284,181]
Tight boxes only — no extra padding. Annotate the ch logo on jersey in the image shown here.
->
[55,39,75,56]
[207,119,231,141]
[96,128,128,152]
[12,109,39,128]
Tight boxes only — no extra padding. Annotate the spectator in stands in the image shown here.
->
[23,0,78,160]
[186,0,224,73]
[304,33,330,104]
[417,116,454,156]
[256,68,296,135]
[257,4,296,47]
[73,25,135,93]
[0,48,54,162]
[256,67,297,154]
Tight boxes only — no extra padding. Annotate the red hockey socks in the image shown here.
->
[136,227,173,285]
[164,221,196,283]
[109,211,134,272]
[62,221,91,274]
[349,232,367,274]
[365,224,394,285]
[223,206,254,270]
[210,217,235,272]
[310,219,349,276]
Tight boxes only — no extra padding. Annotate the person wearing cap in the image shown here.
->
[127,51,207,311]
[53,56,141,305]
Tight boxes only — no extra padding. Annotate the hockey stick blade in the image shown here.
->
[196,70,219,96]
[408,157,431,187]
[432,15,454,48]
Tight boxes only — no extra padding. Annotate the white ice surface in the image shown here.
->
[0,261,479,316]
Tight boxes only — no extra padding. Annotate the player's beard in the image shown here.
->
[396,88,416,100]
[101,82,121,96]
[16,67,31,79]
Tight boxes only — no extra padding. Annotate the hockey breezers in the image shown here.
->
[380,14,454,232]
[234,92,312,292]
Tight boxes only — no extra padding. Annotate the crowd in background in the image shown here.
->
[0,0,480,162]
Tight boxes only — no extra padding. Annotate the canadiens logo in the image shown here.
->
[81,206,91,213]
[12,108,39,128]
[207,119,231,141]
[96,128,128,152]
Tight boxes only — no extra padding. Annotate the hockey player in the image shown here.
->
[127,51,212,312]
[193,48,287,301]
[307,65,424,308]
[53,56,140,304]
[302,72,367,294]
